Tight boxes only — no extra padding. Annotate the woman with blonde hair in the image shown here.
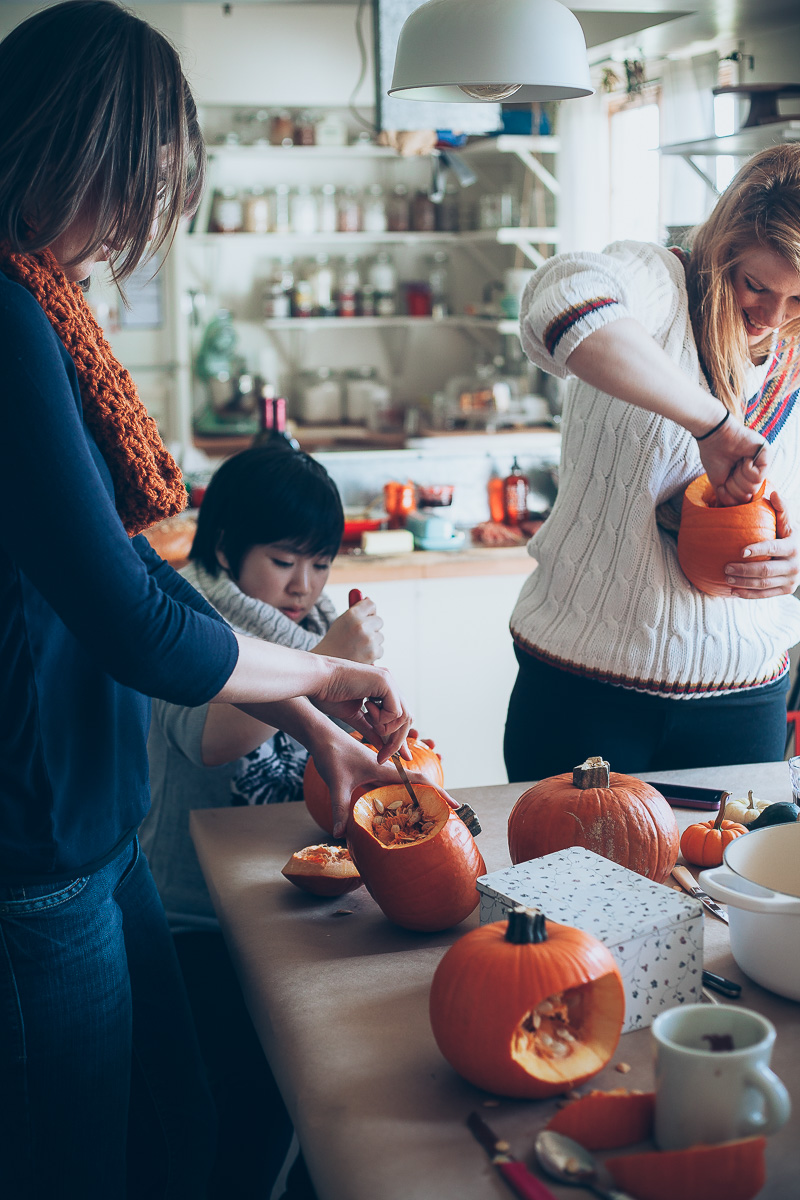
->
[505,143,800,781]
[0,3,410,1195]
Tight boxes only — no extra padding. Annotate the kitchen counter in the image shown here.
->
[330,543,533,583]
[190,762,799,1200]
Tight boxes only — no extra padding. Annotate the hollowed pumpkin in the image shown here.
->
[304,733,444,835]
[429,908,624,1099]
[281,844,363,897]
[346,782,484,931]
[508,757,679,884]
[677,475,776,597]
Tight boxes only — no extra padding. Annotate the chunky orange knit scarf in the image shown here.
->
[0,245,186,535]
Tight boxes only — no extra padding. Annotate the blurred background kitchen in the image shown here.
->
[4,0,798,785]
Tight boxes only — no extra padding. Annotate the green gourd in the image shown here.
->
[747,802,799,831]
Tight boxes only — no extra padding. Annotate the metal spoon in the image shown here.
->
[534,1131,633,1199]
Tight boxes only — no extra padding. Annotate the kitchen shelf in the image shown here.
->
[260,315,518,330]
[659,120,800,195]
[188,228,559,247]
[207,143,401,159]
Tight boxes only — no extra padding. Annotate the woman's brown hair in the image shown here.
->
[0,0,205,282]
[686,144,800,415]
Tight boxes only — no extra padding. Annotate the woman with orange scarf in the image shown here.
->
[0,3,411,1196]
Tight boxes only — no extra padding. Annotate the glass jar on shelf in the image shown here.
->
[314,111,347,147]
[359,281,376,317]
[317,183,338,234]
[243,186,270,234]
[387,183,410,232]
[428,251,450,318]
[295,367,343,424]
[271,183,291,234]
[345,366,391,427]
[270,110,294,147]
[309,254,337,317]
[209,187,243,233]
[290,184,318,235]
[337,185,361,233]
[411,189,436,232]
[362,183,387,233]
[336,255,361,318]
[291,262,314,318]
[479,192,517,229]
[368,252,397,316]
[293,110,316,146]
[436,185,460,232]
[263,258,294,320]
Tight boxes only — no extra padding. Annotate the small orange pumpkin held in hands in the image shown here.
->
[507,756,680,884]
[280,844,363,897]
[429,907,625,1099]
[346,781,484,932]
[303,732,444,835]
[680,796,748,868]
[677,475,776,597]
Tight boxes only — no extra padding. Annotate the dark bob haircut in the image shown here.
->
[0,0,205,283]
[191,447,345,579]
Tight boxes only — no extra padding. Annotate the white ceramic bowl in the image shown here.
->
[700,823,800,1001]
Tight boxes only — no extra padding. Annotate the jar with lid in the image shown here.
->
[309,254,337,317]
[428,251,449,318]
[387,183,410,232]
[337,255,361,318]
[345,366,390,426]
[368,253,397,316]
[411,189,436,232]
[243,187,270,234]
[296,367,343,424]
[337,185,361,233]
[271,183,291,235]
[263,258,294,320]
[209,187,243,233]
[270,110,294,147]
[362,184,387,234]
[436,185,460,232]
[290,185,318,236]
[291,262,314,318]
[293,110,316,146]
[314,111,347,147]
[359,281,376,318]
[479,192,517,229]
[316,184,338,234]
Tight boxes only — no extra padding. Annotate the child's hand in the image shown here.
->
[314,597,384,664]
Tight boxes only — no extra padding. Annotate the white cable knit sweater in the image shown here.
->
[511,240,800,696]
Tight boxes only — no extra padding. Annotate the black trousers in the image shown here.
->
[504,645,790,783]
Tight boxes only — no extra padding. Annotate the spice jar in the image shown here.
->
[368,253,397,316]
[362,184,387,233]
[387,183,410,232]
[243,187,270,234]
[209,187,243,234]
[293,110,316,146]
[337,185,361,233]
[290,184,317,235]
[272,183,291,235]
[411,189,436,232]
[337,255,361,318]
[270,110,294,147]
[317,184,338,234]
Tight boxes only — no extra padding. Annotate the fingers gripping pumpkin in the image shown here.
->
[429,907,624,1098]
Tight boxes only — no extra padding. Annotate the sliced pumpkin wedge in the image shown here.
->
[545,1089,655,1150]
[281,844,363,897]
[606,1135,766,1200]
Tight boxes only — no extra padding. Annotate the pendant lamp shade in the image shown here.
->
[389,0,593,103]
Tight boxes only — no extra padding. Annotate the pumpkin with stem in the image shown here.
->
[680,800,747,868]
[429,907,624,1099]
[677,475,776,597]
[281,844,363,897]
[304,732,444,835]
[508,756,679,884]
[346,782,484,932]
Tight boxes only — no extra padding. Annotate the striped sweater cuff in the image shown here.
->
[544,297,621,357]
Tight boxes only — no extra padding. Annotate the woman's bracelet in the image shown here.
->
[695,409,730,441]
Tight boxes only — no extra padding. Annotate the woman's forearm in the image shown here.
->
[211,634,333,704]
[566,318,726,436]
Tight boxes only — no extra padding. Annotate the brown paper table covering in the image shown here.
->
[189,761,799,1200]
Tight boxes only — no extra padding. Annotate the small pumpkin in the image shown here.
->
[545,1089,655,1150]
[429,907,624,1099]
[680,799,747,868]
[747,801,799,831]
[346,782,485,932]
[723,790,770,825]
[677,475,776,597]
[508,756,680,885]
[606,1136,766,1200]
[280,844,363,897]
[304,732,444,835]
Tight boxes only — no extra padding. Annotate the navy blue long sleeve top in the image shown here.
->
[0,269,239,881]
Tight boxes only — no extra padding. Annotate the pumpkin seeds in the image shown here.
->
[374,798,385,814]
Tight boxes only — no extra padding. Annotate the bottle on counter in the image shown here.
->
[487,467,505,524]
[503,457,529,526]
[253,389,300,451]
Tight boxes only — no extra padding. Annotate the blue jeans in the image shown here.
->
[0,838,215,1199]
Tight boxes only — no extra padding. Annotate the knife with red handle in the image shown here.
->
[348,588,363,608]
[467,1113,558,1200]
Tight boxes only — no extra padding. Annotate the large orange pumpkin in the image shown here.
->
[429,907,624,1098]
[507,757,680,884]
[680,800,748,868]
[304,733,444,835]
[346,782,484,931]
[677,475,776,597]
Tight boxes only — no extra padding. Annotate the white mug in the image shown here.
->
[652,1004,791,1150]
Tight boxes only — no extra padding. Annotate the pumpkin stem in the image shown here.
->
[713,794,731,831]
[747,790,756,814]
[505,906,547,944]
[573,756,610,789]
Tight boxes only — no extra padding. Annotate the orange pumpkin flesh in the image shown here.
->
[281,844,363,897]
[508,757,679,884]
[304,734,444,835]
[677,475,775,597]
[429,909,624,1099]
[546,1089,655,1149]
[680,800,748,868]
[606,1136,766,1200]
[346,782,485,932]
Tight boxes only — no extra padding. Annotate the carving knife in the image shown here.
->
[672,865,729,923]
[467,1113,558,1200]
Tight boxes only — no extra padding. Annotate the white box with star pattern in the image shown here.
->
[477,847,704,1033]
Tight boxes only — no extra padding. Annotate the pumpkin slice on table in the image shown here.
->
[680,801,747,868]
[281,844,363,897]
[677,474,776,597]
[346,782,485,932]
[508,756,679,884]
[304,732,444,835]
[429,907,624,1099]
[606,1135,766,1200]
[545,1089,655,1150]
